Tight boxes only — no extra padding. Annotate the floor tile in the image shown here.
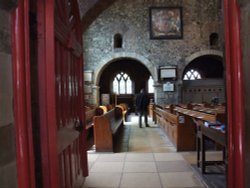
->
[96,153,126,162]
[87,153,99,162]
[159,172,205,187]
[154,153,185,161]
[125,153,154,162]
[152,147,176,153]
[90,162,124,173]
[120,173,161,188]
[156,161,192,173]
[83,172,121,188]
[123,162,157,172]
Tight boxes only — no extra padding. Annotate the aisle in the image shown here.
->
[83,115,207,188]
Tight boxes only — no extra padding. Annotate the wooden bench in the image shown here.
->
[173,105,226,169]
[174,106,226,124]
[200,124,226,173]
[85,106,97,129]
[85,105,98,149]
[191,105,226,123]
[93,107,123,152]
[154,105,196,151]
[116,103,128,122]
[164,104,174,113]
[95,104,116,115]
[148,103,154,118]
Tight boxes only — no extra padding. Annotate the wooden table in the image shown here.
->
[199,124,226,174]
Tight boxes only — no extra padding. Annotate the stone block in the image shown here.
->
[0,124,16,167]
[0,53,13,126]
[0,0,18,11]
[0,161,17,188]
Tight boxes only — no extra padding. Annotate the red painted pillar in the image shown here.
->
[36,0,59,187]
[223,0,245,187]
[12,0,36,188]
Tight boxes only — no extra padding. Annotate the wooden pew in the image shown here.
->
[96,105,108,115]
[174,106,225,124]
[85,107,95,127]
[149,103,157,123]
[173,105,226,170]
[93,107,123,152]
[95,104,115,115]
[164,104,174,113]
[154,105,196,151]
[85,104,113,149]
[116,103,128,122]
[191,105,226,123]
[85,105,98,149]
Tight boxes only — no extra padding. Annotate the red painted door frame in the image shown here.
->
[223,0,245,188]
[37,0,88,187]
[12,0,88,187]
[12,0,36,188]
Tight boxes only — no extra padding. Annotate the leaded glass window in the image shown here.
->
[112,72,132,94]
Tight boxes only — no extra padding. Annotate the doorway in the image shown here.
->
[98,58,154,112]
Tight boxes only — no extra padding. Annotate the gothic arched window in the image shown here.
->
[183,69,202,80]
[112,72,132,94]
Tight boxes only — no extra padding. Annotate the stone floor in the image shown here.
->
[82,115,226,188]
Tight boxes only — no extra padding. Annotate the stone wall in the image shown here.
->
[83,0,223,105]
[0,8,17,188]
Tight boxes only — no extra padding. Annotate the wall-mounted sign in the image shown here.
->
[84,70,93,82]
[159,66,177,80]
[101,94,110,105]
[163,82,175,92]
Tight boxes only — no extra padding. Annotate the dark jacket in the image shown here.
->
[136,92,150,111]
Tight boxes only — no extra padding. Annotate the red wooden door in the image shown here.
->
[37,0,88,187]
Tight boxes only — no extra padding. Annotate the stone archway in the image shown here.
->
[181,50,224,103]
[90,52,156,106]
[183,49,223,75]
[93,52,156,86]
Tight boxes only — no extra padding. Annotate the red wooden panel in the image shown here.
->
[55,0,88,186]
[11,0,36,187]
[59,154,66,187]
[223,0,245,188]
[64,150,71,187]
[37,0,87,187]
[37,0,59,186]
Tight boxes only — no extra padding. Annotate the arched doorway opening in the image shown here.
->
[98,58,154,112]
[183,55,224,79]
[182,55,225,103]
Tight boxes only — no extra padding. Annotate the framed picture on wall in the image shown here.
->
[149,7,183,39]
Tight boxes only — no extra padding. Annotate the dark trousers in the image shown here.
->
[139,110,148,127]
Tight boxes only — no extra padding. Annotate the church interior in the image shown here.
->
[0,0,250,188]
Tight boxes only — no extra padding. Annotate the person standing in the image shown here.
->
[136,89,150,128]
